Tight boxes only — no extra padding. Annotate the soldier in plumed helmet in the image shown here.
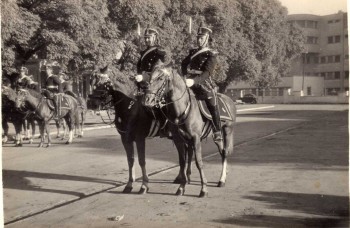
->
[43,64,62,118]
[134,27,170,94]
[181,25,223,146]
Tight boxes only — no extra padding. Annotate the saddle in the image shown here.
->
[197,93,234,121]
[46,93,72,114]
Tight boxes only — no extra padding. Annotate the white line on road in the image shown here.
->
[237,105,275,112]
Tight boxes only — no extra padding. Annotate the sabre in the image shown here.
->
[189,16,192,34]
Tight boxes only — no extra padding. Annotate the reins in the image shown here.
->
[157,69,192,126]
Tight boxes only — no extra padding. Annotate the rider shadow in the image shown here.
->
[3,169,123,197]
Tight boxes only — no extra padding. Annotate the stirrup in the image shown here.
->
[213,131,223,142]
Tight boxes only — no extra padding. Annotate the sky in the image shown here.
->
[278,0,347,15]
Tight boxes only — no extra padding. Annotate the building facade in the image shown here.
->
[227,11,349,102]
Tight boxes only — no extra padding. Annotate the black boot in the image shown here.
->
[208,104,223,150]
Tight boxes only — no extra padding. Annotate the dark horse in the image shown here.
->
[2,83,36,146]
[15,89,80,147]
[90,69,193,194]
[142,67,237,197]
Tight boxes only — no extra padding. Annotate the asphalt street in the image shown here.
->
[2,104,349,227]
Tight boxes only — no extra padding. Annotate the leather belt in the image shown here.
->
[187,69,203,75]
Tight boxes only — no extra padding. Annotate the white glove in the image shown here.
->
[135,74,143,82]
[185,79,194,87]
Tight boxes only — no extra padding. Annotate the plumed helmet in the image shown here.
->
[197,26,212,37]
[144,27,159,37]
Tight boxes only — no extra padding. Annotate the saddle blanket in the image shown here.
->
[198,93,233,121]
[47,94,72,111]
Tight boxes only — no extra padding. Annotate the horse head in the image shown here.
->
[15,89,29,109]
[2,85,17,103]
[142,67,173,108]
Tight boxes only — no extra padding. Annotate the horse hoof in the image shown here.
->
[199,191,208,198]
[138,186,149,194]
[78,135,83,138]
[23,137,29,140]
[217,181,225,187]
[38,144,43,148]
[65,141,71,145]
[175,188,185,196]
[46,144,51,148]
[29,140,33,144]
[187,177,191,184]
[122,186,133,193]
[15,143,22,147]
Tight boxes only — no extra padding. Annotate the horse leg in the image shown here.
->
[61,119,67,140]
[121,135,135,193]
[78,111,85,138]
[37,121,45,147]
[136,138,149,194]
[218,124,234,187]
[29,120,35,144]
[55,119,61,138]
[14,121,23,147]
[23,120,29,140]
[65,115,74,144]
[2,118,9,143]
[192,135,208,197]
[45,121,51,147]
[186,144,193,184]
[173,135,188,195]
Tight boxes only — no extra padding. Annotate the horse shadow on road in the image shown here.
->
[213,191,349,227]
[2,169,124,197]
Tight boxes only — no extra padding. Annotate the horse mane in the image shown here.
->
[27,88,42,99]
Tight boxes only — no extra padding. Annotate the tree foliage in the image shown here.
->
[2,0,304,91]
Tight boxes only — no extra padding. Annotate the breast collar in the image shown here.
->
[141,47,157,61]
[190,47,211,60]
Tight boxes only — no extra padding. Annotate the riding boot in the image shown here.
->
[207,100,223,149]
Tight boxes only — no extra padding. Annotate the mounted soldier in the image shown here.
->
[15,66,34,90]
[60,71,86,110]
[181,25,223,146]
[42,64,62,118]
[134,27,170,94]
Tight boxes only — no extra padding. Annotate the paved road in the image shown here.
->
[2,104,349,227]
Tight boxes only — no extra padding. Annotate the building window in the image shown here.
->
[307,87,311,96]
[334,55,341,62]
[334,19,341,23]
[328,36,333,43]
[278,88,284,96]
[345,54,349,59]
[334,71,340,79]
[345,71,349,79]
[345,34,348,39]
[327,88,340,96]
[321,56,326,63]
[327,56,333,63]
[296,20,306,27]
[335,35,341,43]
[328,20,333,24]
[325,72,333,80]
[306,36,318,44]
[313,57,319,63]
[320,72,326,77]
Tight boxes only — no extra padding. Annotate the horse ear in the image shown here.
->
[100,65,109,74]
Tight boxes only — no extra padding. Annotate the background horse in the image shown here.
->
[142,67,237,197]
[90,68,192,194]
[15,89,79,147]
[2,85,36,146]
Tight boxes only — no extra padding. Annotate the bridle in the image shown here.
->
[147,69,192,125]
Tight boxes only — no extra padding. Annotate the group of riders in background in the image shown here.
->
[3,24,225,147]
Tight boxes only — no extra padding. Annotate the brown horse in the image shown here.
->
[142,67,237,197]
[15,89,80,147]
[90,69,193,194]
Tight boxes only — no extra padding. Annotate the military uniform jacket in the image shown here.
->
[137,46,169,76]
[46,75,62,93]
[181,48,218,85]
